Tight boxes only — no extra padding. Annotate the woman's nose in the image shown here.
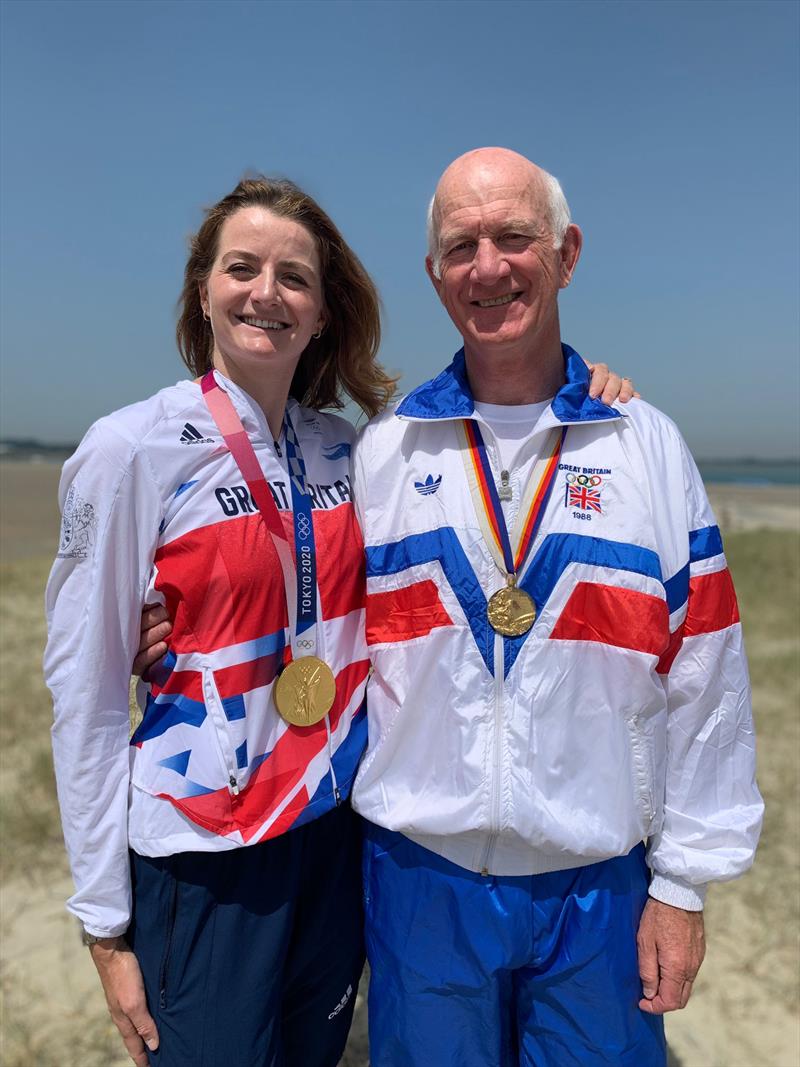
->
[251,268,278,304]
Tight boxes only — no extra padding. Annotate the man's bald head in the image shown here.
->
[427,148,571,278]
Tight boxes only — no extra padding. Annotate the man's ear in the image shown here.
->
[559,224,583,289]
[425,256,443,300]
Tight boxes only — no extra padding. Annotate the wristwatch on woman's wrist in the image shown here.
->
[79,924,116,947]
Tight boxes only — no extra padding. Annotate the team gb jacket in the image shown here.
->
[350,345,763,910]
[45,372,368,937]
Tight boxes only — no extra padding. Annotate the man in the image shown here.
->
[136,148,761,1065]
[348,148,762,1066]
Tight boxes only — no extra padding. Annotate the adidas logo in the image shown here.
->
[414,474,442,496]
[327,983,353,1020]
[179,423,213,444]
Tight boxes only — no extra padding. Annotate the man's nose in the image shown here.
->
[471,239,510,285]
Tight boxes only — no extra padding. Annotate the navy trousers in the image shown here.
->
[128,803,365,1067]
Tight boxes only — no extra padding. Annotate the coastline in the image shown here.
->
[1,462,798,567]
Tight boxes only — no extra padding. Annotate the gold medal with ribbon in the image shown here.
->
[459,419,566,637]
[202,371,336,728]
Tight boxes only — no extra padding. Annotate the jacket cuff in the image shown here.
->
[648,872,707,911]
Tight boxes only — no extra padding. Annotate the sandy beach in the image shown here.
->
[1,461,798,1066]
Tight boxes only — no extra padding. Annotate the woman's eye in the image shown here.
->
[227,263,254,276]
[284,273,308,286]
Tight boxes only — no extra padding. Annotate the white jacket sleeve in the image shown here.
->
[647,441,764,910]
[44,421,162,937]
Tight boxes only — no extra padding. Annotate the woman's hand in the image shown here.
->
[132,603,172,678]
[584,361,639,405]
[90,937,159,1066]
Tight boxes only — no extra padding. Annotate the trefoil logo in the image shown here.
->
[414,474,442,496]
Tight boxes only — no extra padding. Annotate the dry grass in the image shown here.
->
[1,459,797,1066]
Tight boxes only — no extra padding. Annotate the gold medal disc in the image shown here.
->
[487,585,536,636]
[274,656,336,727]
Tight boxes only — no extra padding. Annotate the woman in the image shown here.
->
[46,175,633,1067]
[45,176,394,1067]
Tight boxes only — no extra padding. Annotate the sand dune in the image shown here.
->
[1,461,797,1066]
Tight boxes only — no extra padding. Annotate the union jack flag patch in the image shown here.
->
[568,484,602,512]
[563,470,607,514]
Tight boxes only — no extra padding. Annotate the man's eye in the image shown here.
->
[446,241,474,257]
[500,233,529,244]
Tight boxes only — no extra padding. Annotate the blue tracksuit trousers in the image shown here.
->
[363,825,666,1067]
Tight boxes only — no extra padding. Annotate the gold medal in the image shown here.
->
[487,579,536,636]
[273,656,336,727]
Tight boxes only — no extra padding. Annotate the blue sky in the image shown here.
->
[1,0,798,457]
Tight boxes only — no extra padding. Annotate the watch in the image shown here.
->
[80,924,114,947]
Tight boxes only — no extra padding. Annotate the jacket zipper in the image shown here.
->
[474,423,507,877]
[325,716,341,805]
[480,631,505,875]
[202,667,240,795]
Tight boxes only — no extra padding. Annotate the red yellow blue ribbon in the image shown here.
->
[461,420,566,581]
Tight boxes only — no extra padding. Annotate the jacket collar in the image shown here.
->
[210,368,305,442]
[396,343,626,427]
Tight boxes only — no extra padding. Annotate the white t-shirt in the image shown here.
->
[474,399,551,524]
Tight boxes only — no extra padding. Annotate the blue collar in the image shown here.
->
[396,343,625,425]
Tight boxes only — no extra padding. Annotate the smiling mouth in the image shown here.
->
[239,315,289,330]
[471,292,522,308]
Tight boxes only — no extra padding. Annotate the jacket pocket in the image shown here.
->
[201,667,242,796]
[158,872,179,1011]
[626,712,656,830]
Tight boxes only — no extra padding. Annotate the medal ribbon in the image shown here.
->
[201,370,319,658]
[460,420,566,581]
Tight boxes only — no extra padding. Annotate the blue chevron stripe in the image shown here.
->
[508,532,669,675]
[367,528,684,680]
[366,529,495,674]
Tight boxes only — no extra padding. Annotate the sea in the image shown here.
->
[1,443,798,486]
[696,460,799,486]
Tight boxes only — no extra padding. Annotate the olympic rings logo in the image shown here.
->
[296,514,311,539]
[565,473,602,487]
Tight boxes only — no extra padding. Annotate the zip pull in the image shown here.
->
[498,470,512,502]
[334,786,342,806]
[274,439,283,457]
[229,773,240,796]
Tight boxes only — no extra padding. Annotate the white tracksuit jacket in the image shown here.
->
[44,373,368,937]
[350,346,763,910]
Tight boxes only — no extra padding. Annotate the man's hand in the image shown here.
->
[585,361,639,405]
[637,898,705,1014]
[90,937,159,1066]
[132,603,172,677]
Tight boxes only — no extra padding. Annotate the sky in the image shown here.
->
[1,0,798,459]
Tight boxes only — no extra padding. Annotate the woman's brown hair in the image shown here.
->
[176,176,396,418]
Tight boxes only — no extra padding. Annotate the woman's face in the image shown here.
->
[200,206,325,385]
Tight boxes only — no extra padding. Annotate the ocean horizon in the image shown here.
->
[1,442,798,487]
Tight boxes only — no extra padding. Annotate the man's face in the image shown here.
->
[426,161,579,361]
